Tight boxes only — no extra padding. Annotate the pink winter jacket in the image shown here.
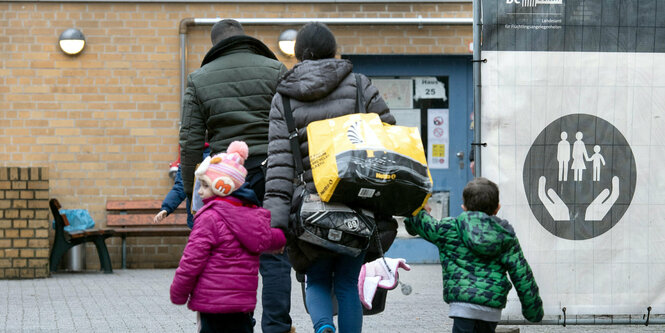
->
[170,196,286,313]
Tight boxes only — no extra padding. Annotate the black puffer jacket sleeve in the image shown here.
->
[263,92,295,231]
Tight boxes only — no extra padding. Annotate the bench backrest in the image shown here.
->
[106,200,188,227]
[49,198,71,230]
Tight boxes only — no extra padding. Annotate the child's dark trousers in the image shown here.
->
[451,317,498,333]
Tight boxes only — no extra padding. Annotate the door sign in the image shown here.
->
[522,114,636,240]
[414,77,447,102]
[427,109,449,170]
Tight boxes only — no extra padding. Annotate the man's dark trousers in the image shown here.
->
[246,167,293,332]
[260,252,292,332]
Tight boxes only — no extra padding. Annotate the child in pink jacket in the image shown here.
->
[170,141,286,333]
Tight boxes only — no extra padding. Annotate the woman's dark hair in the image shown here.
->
[294,22,337,61]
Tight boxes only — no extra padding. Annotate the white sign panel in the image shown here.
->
[414,77,447,102]
[427,108,449,170]
[481,0,665,319]
[372,79,413,109]
[481,50,665,318]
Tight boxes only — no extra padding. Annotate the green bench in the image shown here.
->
[49,198,114,273]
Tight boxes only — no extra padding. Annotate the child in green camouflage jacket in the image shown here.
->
[404,177,543,333]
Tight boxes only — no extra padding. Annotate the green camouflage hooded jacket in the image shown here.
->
[404,210,544,322]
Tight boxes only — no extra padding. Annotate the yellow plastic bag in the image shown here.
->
[307,113,432,217]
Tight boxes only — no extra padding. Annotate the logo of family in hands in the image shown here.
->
[523,114,636,240]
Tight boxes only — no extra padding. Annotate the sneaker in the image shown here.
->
[315,325,334,333]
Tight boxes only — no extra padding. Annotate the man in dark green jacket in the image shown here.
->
[178,19,291,333]
[404,177,543,332]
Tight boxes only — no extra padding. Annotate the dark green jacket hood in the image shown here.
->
[456,212,516,258]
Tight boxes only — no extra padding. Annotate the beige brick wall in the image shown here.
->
[0,167,50,279]
[1,1,472,268]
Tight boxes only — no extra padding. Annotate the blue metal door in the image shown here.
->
[344,55,473,218]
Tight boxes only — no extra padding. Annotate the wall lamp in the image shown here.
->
[278,29,297,57]
[59,28,86,55]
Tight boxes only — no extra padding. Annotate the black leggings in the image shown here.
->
[199,312,253,333]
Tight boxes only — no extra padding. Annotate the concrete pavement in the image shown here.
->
[0,265,662,332]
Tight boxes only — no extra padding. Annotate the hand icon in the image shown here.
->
[538,176,570,221]
[584,176,620,221]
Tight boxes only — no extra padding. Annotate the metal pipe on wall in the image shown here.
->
[179,33,187,119]
[178,16,473,116]
[472,0,481,177]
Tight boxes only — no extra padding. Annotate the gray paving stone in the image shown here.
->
[0,266,662,332]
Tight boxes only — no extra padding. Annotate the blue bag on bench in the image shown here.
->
[51,209,96,232]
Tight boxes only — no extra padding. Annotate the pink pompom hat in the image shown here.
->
[194,141,249,196]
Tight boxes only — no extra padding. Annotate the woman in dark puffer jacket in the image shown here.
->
[263,23,397,333]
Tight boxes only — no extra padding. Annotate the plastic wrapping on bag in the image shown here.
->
[308,113,432,216]
[51,209,95,232]
[358,257,411,311]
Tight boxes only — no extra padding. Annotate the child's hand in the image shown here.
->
[153,210,168,223]
[269,246,285,254]
[424,203,432,213]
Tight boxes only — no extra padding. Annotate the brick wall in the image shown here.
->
[0,1,472,268]
[0,167,50,279]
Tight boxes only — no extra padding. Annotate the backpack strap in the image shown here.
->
[281,96,305,185]
[355,73,366,114]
